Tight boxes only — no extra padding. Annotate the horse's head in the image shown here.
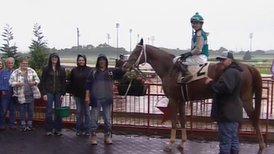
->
[122,39,147,72]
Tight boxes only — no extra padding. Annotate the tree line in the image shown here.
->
[1,23,273,72]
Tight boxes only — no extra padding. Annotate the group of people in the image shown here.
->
[41,52,124,145]
[69,53,124,144]
[0,57,40,132]
[0,52,124,145]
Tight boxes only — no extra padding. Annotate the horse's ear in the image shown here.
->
[139,38,143,45]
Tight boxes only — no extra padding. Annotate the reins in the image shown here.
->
[123,44,147,97]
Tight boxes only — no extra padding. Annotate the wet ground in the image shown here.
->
[0,126,274,154]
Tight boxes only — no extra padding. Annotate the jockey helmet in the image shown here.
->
[190,12,204,23]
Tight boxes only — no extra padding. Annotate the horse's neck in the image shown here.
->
[146,47,174,79]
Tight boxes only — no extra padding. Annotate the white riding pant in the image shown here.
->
[173,55,207,66]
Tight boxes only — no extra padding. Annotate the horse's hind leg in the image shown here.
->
[242,97,266,149]
[177,101,187,151]
[164,102,177,152]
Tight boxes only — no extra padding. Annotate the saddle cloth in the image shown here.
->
[183,62,209,83]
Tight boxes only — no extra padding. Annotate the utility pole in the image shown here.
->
[107,33,110,45]
[129,29,132,52]
[249,33,253,52]
[116,23,120,59]
[77,28,80,50]
[137,34,140,43]
[151,36,155,45]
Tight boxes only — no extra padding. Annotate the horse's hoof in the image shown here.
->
[176,144,184,151]
[259,143,266,150]
[164,146,172,152]
[164,143,173,152]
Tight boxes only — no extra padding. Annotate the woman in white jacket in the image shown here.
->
[9,57,40,131]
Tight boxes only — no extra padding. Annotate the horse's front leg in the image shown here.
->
[164,103,177,152]
[177,101,187,151]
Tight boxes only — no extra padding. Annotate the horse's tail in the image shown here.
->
[248,65,262,125]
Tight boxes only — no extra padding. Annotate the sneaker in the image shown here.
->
[46,131,53,136]
[104,135,113,144]
[25,126,32,131]
[55,131,63,136]
[83,132,90,136]
[90,133,97,145]
[20,125,27,132]
[76,132,81,136]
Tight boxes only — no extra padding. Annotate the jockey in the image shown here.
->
[175,12,209,83]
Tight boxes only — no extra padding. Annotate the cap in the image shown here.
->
[216,51,234,60]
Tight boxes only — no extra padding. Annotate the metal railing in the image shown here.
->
[32,77,274,141]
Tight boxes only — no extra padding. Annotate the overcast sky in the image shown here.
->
[0,0,274,52]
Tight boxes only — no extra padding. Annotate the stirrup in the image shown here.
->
[180,75,193,83]
[177,72,192,84]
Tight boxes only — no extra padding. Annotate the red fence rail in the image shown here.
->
[31,77,274,141]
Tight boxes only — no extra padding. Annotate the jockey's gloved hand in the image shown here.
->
[180,52,192,60]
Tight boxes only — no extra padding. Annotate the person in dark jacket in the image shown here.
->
[0,57,16,130]
[211,51,243,154]
[41,53,66,136]
[85,53,124,145]
[115,54,125,68]
[69,54,92,136]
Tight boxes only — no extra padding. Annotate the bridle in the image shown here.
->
[132,44,147,68]
[122,44,147,96]
[129,44,147,78]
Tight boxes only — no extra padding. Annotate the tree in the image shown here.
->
[0,24,18,66]
[29,23,49,74]
[243,50,252,60]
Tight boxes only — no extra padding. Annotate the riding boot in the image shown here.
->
[178,63,193,83]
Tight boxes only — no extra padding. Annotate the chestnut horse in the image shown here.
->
[123,39,265,152]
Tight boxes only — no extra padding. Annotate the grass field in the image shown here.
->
[60,54,273,74]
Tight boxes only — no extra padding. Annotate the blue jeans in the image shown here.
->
[0,92,16,128]
[45,93,62,132]
[19,101,34,127]
[75,97,90,133]
[218,122,240,154]
[90,100,112,134]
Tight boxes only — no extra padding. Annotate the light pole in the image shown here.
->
[151,36,155,45]
[107,33,110,45]
[249,33,253,52]
[137,34,140,43]
[116,23,120,59]
[77,28,80,50]
[129,29,132,52]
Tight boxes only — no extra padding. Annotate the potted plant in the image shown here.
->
[117,71,147,96]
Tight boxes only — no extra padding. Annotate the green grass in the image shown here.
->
[60,55,273,75]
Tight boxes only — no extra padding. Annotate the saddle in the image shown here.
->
[177,62,209,84]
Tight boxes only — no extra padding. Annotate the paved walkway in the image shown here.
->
[0,126,273,154]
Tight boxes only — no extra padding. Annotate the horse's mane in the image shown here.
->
[146,45,175,60]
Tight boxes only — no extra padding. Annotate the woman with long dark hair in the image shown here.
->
[41,53,66,136]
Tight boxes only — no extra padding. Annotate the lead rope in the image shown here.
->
[124,79,133,97]
[124,44,147,97]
